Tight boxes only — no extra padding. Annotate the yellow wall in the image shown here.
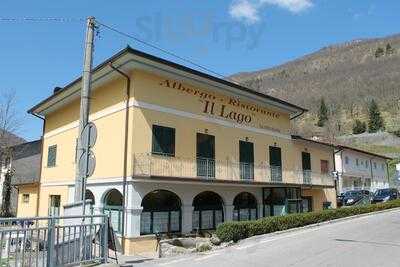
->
[37,186,70,217]
[38,68,334,212]
[302,188,337,211]
[17,185,39,217]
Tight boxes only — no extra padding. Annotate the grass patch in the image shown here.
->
[216,200,400,243]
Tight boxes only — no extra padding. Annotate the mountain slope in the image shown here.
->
[231,34,400,136]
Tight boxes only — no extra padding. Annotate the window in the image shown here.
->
[196,133,215,178]
[152,125,175,156]
[239,141,254,180]
[366,160,369,168]
[374,162,377,169]
[49,195,61,218]
[381,164,385,170]
[47,145,57,167]
[320,160,329,174]
[140,190,181,235]
[263,188,302,216]
[269,146,282,182]
[22,194,30,203]
[345,156,349,164]
[193,191,224,230]
[233,192,258,221]
[103,189,123,233]
[356,158,359,166]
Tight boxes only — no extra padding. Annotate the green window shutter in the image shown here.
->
[269,146,282,167]
[239,141,254,164]
[152,125,175,156]
[47,145,57,167]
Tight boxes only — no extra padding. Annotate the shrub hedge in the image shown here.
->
[216,200,400,242]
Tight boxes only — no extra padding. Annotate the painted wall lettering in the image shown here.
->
[159,79,281,127]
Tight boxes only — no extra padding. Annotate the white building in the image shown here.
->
[334,145,390,194]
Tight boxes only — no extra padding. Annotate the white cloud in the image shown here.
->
[229,0,261,24]
[229,0,313,24]
[261,0,313,13]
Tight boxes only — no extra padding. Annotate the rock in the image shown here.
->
[161,243,190,258]
[169,238,183,247]
[210,235,221,246]
[196,241,212,252]
[178,238,197,248]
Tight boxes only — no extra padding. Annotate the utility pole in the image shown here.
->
[74,16,96,202]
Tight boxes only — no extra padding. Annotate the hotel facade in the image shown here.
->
[24,47,336,255]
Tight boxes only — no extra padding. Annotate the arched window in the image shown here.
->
[192,191,224,231]
[103,189,123,233]
[85,189,95,205]
[233,192,258,221]
[140,190,182,235]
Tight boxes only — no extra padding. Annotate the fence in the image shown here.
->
[133,153,335,187]
[0,214,108,267]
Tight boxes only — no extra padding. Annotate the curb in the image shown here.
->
[238,207,400,245]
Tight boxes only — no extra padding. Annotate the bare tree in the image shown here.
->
[0,90,22,217]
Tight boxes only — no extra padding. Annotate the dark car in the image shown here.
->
[372,188,399,204]
[343,190,371,206]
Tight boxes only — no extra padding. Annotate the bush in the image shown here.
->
[216,200,400,242]
[352,119,366,134]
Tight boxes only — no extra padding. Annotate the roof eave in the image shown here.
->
[28,46,308,116]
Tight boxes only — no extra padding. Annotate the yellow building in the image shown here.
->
[27,47,336,255]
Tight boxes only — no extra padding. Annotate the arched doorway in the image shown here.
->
[192,191,224,231]
[233,192,258,221]
[103,189,123,233]
[140,190,182,235]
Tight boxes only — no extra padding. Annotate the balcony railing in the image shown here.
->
[133,153,334,187]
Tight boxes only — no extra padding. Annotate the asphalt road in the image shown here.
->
[132,209,400,267]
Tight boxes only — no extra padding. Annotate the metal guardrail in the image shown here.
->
[0,214,108,267]
[133,153,334,186]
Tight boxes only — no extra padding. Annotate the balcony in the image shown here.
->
[133,153,334,187]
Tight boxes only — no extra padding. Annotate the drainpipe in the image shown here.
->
[333,148,343,194]
[30,113,45,217]
[369,158,374,190]
[109,63,130,253]
[386,161,390,187]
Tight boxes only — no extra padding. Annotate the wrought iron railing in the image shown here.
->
[0,215,109,267]
[133,153,335,186]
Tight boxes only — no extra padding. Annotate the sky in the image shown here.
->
[0,0,399,141]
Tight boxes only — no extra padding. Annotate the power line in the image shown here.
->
[0,17,84,22]
[95,20,229,80]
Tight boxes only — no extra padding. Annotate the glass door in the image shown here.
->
[302,152,311,184]
[269,146,282,182]
[240,141,254,180]
[197,133,215,178]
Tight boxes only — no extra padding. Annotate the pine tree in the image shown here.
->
[386,43,395,55]
[352,119,367,134]
[368,99,385,133]
[375,47,384,58]
[0,170,13,217]
[317,98,329,127]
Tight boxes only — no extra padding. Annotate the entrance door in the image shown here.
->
[269,147,282,182]
[302,152,311,184]
[197,133,215,178]
[239,141,254,180]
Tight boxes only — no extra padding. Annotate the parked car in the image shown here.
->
[343,190,371,206]
[371,188,399,204]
